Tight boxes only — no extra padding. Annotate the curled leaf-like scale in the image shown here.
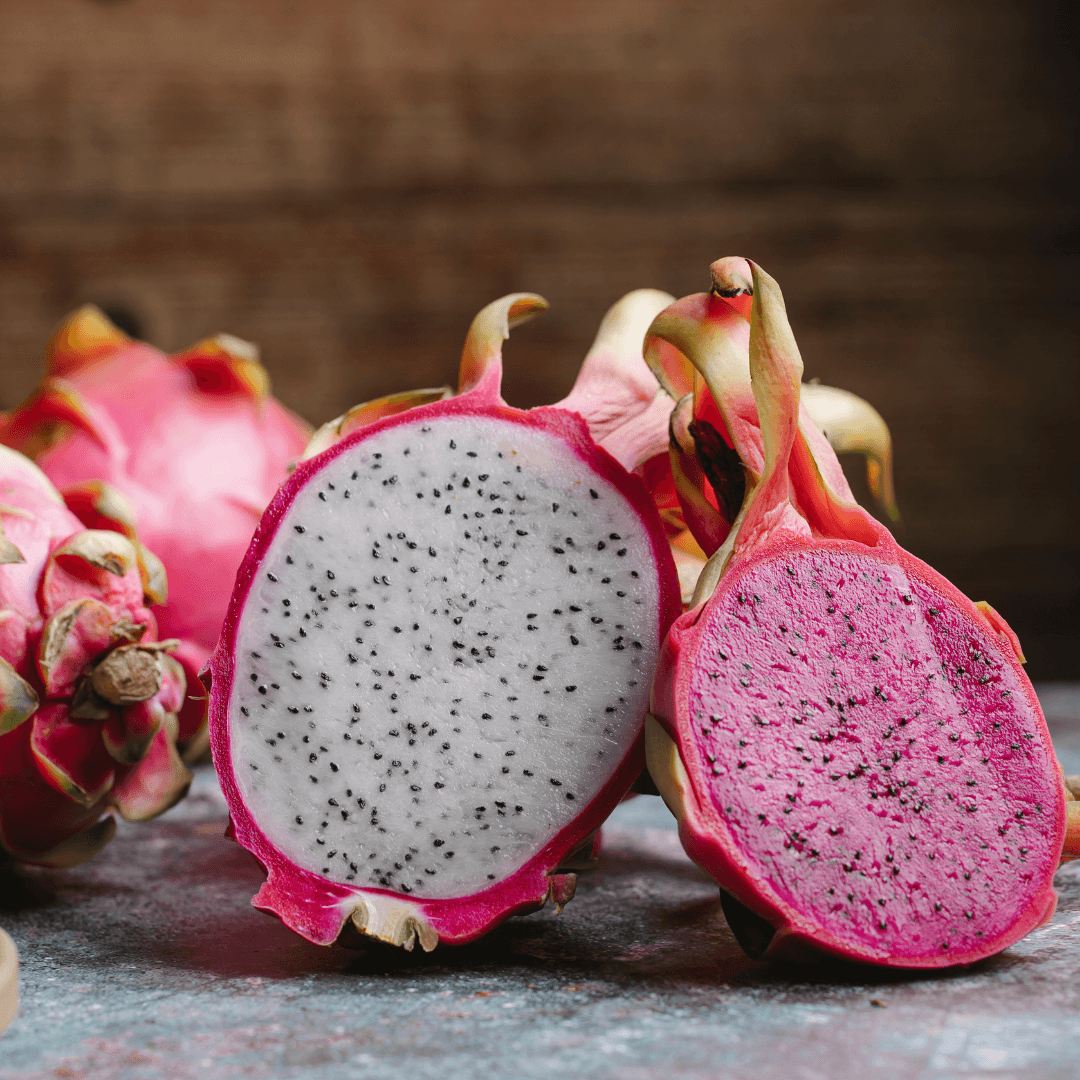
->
[0,444,189,865]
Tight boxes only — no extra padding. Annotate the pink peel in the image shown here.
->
[642,263,896,575]
[556,288,676,471]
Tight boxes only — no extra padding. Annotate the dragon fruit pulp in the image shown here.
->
[207,292,681,950]
[0,446,190,868]
[0,306,312,756]
[644,258,1065,968]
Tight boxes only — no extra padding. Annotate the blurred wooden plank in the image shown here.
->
[0,0,1074,197]
[0,1,1075,673]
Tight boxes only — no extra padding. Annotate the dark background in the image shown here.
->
[0,0,1076,674]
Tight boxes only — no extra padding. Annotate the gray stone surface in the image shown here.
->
[2,685,1079,1079]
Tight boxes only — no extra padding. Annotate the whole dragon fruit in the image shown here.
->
[207,292,681,950]
[0,307,312,756]
[645,258,1065,968]
[0,447,189,867]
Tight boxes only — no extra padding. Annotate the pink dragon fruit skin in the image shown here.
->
[207,294,681,950]
[0,308,311,751]
[0,446,190,867]
[645,259,1065,968]
[555,287,899,608]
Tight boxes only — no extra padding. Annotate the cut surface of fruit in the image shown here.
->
[669,543,1060,964]
[231,414,661,898]
[210,294,679,948]
[646,259,1064,968]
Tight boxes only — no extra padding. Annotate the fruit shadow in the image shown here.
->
[0,863,69,913]
[5,827,1043,994]
[100,831,755,985]
[747,948,1026,993]
[140,835,988,990]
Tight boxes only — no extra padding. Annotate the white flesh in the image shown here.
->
[229,415,660,898]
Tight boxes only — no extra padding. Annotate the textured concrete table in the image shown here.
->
[2,686,1079,1080]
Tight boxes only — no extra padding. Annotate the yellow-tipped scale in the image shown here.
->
[800,380,900,524]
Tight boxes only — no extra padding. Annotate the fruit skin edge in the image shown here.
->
[0,927,16,1035]
[206,391,681,950]
[647,535,1065,969]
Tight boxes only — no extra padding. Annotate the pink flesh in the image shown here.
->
[685,544,1061,964]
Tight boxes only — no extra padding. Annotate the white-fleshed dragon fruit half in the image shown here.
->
[207,294,681,950]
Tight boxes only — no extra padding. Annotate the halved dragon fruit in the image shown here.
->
[0,446,189,868]
[645,258,1065,968]
[0,307,311,756]
[207,293,681,950]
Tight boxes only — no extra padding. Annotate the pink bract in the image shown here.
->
[0,446,190,867]
[0,308,311,753]
[645,259,1066,968]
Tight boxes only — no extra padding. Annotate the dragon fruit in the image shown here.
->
[0,446,189,868]
[645,258,1065,968]
[207,292,681,950]
[0,307,311,756]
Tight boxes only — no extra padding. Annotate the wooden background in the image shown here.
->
[0,0,1076,674]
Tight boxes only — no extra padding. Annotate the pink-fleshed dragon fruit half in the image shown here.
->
[207,292,682,951]
[0,446,190,867]
[644,259,1070,968]
[0,307,312,758]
